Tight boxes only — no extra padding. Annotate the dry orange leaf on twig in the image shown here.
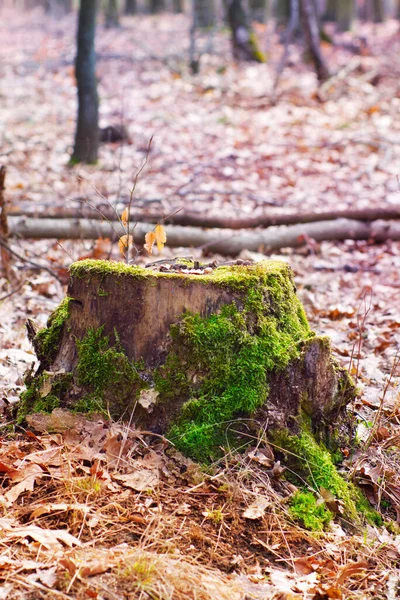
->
[118,234,133,256]
[144,224,167,255]
[121,207,129,227]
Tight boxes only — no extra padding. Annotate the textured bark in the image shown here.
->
[71,0,99,164]
[300,0,330,82]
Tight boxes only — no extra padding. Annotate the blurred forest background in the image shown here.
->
[1,2,400,598]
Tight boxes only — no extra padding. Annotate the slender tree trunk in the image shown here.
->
[323,0,335,20]
[72,0,99,165]
[125,0,137,13]
[275,0,290,23]
[224,0,266,62]
[372,0,385,22]
[193,0,216,27]
[337,0,355,30]
[300,0,329,82]
[172,0,183,13]
[105,0,119,27]
[149,0,165,13]
[193,0,215,27]
[249,0,265,22]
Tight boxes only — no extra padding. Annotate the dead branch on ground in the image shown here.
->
[8,205,400,230]
[7,216,400,256]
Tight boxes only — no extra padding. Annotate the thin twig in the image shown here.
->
[0,279,26,301]
[0,239,62,283]
[126,135,153,262]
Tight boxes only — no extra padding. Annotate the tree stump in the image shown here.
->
[20,259,355,461]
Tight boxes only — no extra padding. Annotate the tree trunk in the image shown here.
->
[172,0,183,13]
[300,0,330,82]
[125,0,137,14]
[323,0,335,20]
[193,0,216,28]
[249,0,265,22]
[43,0,72,14]
[71,0,99,165]
[149,0,165,14]
[224,0,266,62]
[105,0,120,27]
[275,0,290,23]
[20,259,355,462]
[371,0,385,22]
[337,0,355,30]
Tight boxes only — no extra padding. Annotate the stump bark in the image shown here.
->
[20,259,355,461]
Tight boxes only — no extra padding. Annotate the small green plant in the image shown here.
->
[289,490,333,531]
[119,556,157,591]
[273,428,382,527]
[203,508,225,525]
[70,476,102,496]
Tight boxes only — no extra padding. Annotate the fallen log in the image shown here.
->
[8,205,400,229]
[8,216,400,255]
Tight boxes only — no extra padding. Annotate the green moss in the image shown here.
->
[32,394,60,413]
[273,428,380,527]
[19,325,146,422]
[69,259,301,292]
[289,491,333,531]
[248,32,267,63]
[156,267,313,462]
[72,394,107,415]
[76,327,147,419]
[34,297,72,364]
[18,371,73,423]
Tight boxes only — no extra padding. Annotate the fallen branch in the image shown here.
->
[8,205,400,229]
[0,238,62,282]
[0,165,12,279]
[8,217,400,255]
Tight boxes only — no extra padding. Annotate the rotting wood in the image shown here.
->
[7,216,400,255]
[8,205,400,229]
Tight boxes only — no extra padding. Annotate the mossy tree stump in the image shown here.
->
[21,259,355,462]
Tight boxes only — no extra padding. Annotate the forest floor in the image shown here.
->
[0,5,400,599]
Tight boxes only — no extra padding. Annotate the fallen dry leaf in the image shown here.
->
[243,495,269,520]
[5,463,44,503]
[113,468,159,492]
[336,560,369,585]
[0,517,81,551]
